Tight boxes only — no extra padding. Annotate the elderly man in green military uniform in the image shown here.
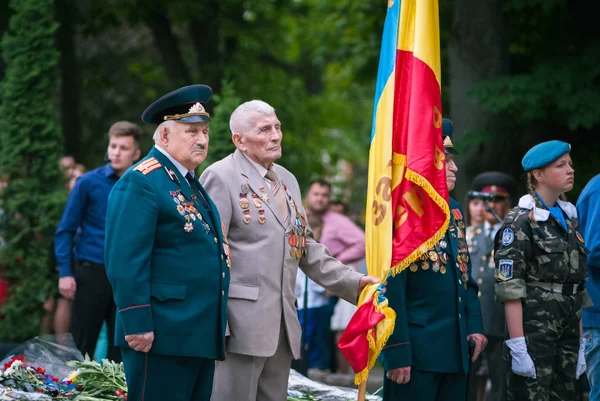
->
[105,85,230,401]
[466,172,517,401]
[380,119,488,401]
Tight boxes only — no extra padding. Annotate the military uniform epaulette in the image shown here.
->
[134,157,162,175]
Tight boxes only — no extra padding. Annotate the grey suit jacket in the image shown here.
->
[467,223,506,338]
[200,149,363,359]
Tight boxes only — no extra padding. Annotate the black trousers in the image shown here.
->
[71,259,121,362]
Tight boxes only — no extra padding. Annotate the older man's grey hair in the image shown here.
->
[153,120,176,143]
[229,100,275,135]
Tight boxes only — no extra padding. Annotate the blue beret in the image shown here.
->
[142,84,213,125]
[521,140,571,171]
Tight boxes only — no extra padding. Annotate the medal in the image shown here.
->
[409,263,418,272]
[288,234,298,247]
[258,215,266,224]
[432,262,440,272]
[428,250,438,262]
[440,266,447,274]
[243,214,251,224]
[253,199,262,208]
[184,222,193,233]
[421,261,429,271]
[177,205,185,215]
[239,198,249,209]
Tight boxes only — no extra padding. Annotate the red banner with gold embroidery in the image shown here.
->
[339,0,450,388]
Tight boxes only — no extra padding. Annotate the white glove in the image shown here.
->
[576,338,587,379]
[506,337,536,379]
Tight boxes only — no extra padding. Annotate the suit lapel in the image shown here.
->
[232,149,287,229]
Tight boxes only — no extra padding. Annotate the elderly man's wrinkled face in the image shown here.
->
[234,112,282,169]
[445,154,458,191]
[161,122,210,171]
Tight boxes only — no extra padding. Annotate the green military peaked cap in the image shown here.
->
[442,118,458,155]
[141,84,213,125]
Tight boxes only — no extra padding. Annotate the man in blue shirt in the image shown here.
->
[577,174,600,401]
[54,121,142,361]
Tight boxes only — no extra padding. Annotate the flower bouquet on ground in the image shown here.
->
[0,355,81,400]
[65,357,127,401]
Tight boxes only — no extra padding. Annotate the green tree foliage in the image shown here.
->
[0,0,66,342]
[200,80,240,170]
[467,0,600,197]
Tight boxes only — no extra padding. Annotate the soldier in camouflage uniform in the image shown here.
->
[494,140,592,401]
[467,172,517,401]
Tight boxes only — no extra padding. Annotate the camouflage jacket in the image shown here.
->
[494,195,591,306]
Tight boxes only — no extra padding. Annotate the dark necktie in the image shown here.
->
[185,172,209,209]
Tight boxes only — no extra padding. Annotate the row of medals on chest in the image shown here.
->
[171,190,213,236]
[408,222,470,285]
[239,183,268,225]
[238,183,307,259]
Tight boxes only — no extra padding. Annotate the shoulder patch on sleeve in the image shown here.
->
[498,259,514,281]
[501,228,515,246]
[134,158,162,175]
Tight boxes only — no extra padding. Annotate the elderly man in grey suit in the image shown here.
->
[200,100,377,401]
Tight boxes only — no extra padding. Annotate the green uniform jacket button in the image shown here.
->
[221,290,224,296]
[214,237,218,243]
[222,272,225,278]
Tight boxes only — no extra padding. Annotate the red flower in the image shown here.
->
[36,367,45,374]
[52,376,59,382]
[16,356,24,361]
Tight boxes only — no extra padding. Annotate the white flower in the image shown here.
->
[4,360,23,376]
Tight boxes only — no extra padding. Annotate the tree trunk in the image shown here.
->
[55,0,82,160]
[144,6,191,88]
[0,1,11,83]
[447,0,509,199]
[188,0,223,95]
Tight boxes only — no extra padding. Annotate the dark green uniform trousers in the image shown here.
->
[383,370,467,401]
[122,348,215,401]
